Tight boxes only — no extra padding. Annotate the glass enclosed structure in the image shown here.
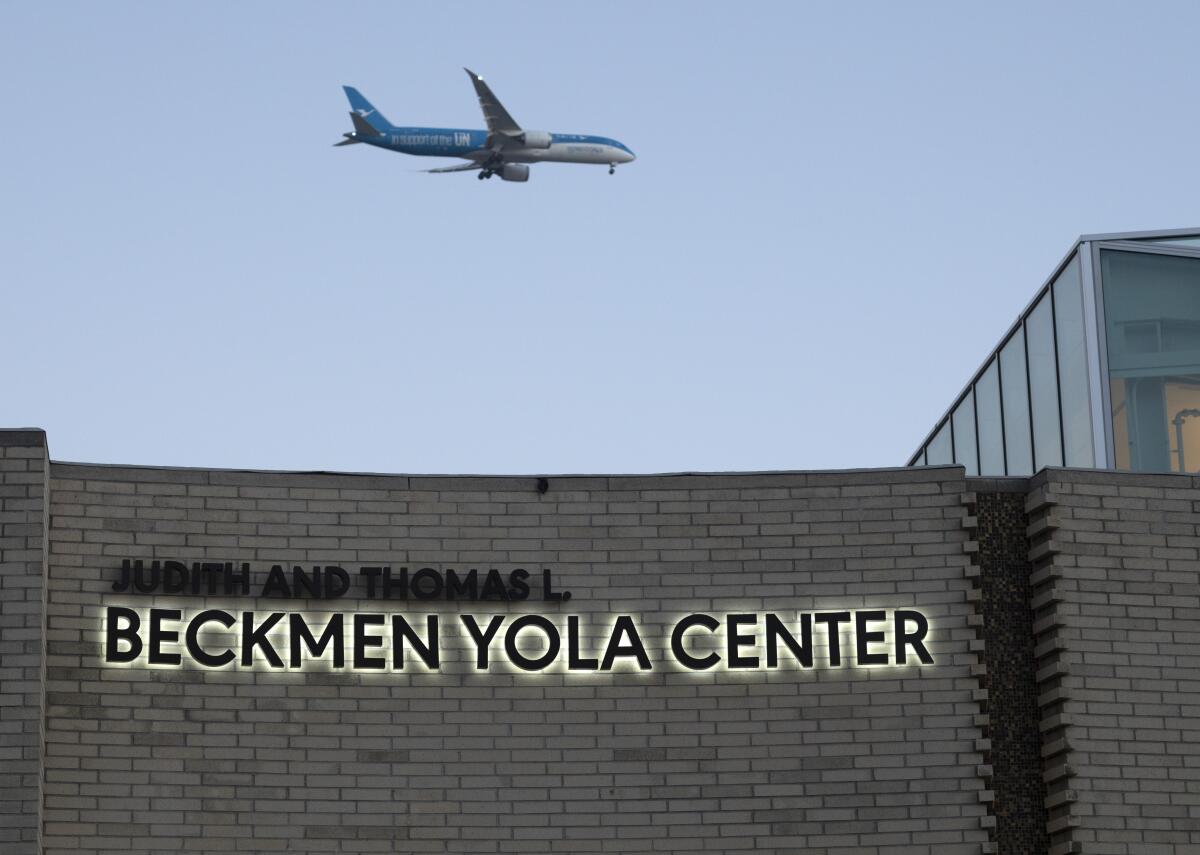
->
[909,228,1200,475]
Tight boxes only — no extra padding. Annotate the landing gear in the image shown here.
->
[608,164,616,175]
[477,169,494,180]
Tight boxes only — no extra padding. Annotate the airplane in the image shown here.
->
[335,68,635,182]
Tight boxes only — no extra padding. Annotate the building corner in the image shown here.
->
[0,429,48,855]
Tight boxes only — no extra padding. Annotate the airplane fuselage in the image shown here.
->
[357,126,634,166]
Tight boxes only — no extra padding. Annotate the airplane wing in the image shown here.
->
[421,161,484,174]
[464,68,521,140]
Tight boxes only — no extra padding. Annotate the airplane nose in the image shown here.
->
[622,150,636,163]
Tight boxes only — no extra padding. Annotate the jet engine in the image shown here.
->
[513,130,552,149]
[500,164,530,182]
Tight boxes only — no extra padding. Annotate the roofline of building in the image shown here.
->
[47,456,963,483]
[1078,226,1200,242]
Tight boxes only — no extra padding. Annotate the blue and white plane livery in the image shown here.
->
[335,69,635,182]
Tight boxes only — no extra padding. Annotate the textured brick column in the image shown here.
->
[0,429,48,854]
[967,481,1050,855]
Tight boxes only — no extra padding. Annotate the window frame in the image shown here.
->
[1091,240,1200,469]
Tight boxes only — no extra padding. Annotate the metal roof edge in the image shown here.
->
[1078,226,1200,242]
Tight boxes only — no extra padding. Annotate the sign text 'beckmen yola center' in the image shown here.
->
[5,231,1200,855]
[104,560,934,674]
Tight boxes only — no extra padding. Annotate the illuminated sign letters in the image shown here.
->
[103,560,935,674]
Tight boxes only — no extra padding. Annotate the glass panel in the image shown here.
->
[999,328,1033,476]
[1052,256,1094,467]
[1027,292,1063,470]
[975,359,1004,475]
[1143,237,1200,248]
[1102,249,1200,472]
[1110,378,1130,469]
[926,421,952,465]
[951,392,979,476]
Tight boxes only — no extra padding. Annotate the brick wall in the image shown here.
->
[42,463,990,854]
[1028,469,1200,855]
[0,430,49,855]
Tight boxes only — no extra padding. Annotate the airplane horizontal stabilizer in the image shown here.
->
[349,112,382,137]
[333,135,360,147]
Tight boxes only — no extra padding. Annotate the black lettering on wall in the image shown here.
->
[225,562,251,596]
[199,563,225,595]
[325,567,350,598]
[460,615,503,669]
[726,614,759,669]
[105,606,142,663]
[161,561,187,594]
[393,615,439,670]
[895,610,933,665]
[504,615,559,671]
[292,567,322,599]
[480,570,509,600]
[814,611,850,666]
[542,569,569,602]
[766,613,813,668]
[148,609,182,666]
[353,614,386,669]
[261,566,291,598]
[567,616,598,671]
[185,609,236,668]
[241,612,285,668]
[359,566,383,598]
[134,561,159,593]
[446,569,478,600]
[601,615,651,671]
[671,614,720,670]
[387,568,408,599]
[507,569,530,600]
[113,560,133,593]
[411,568,443,600]
[855,611,890,666]
[290,613,345,668]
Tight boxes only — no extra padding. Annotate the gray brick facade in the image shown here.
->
[38,461,990,854]
[5,425,1200,854]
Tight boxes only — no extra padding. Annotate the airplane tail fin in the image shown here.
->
[342,86,394,133]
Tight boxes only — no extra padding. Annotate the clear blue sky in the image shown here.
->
[4,2,1198,474]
